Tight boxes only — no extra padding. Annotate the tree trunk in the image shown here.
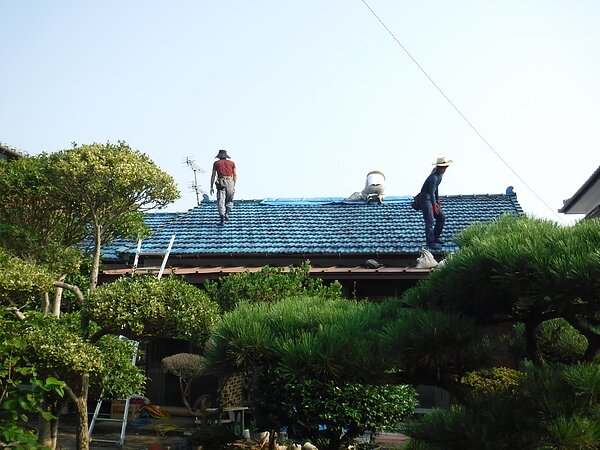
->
[72,378,91,450]
[52,275,66,317]
[53,287,63,317]
[41,291,50,313]
[524,320,542,365]
[584,332,600,361]
[179,377,194,414]
[89,224,102,292]
[37,415,55,449]
[268,429,276,450]
[50,417,59,449]
[63,373,91,450]
[37,400,63,450]
[54,280,90,337]
[74,397,90,450]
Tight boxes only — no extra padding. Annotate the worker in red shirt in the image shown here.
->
[210,149,237,225]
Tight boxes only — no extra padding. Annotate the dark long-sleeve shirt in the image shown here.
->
[420,168,443,206]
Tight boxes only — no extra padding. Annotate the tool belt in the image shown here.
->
[216,177,230,190]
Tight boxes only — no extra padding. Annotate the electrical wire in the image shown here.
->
[360,0,565,223]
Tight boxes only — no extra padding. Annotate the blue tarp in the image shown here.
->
[260,196,412,206]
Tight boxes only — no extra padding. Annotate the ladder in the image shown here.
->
[88,338,140,447]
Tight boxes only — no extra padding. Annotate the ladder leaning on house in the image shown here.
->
[88,236,175,445]
[88,338,140,447]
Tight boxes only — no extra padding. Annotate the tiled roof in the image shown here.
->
[101,191,522,261]
[0,141,26,159]
[99,212,183,260]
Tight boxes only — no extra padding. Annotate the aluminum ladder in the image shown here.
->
[88,339,140,447]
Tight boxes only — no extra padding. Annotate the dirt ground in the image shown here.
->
[55,413,409,450]
[57,412,193,450]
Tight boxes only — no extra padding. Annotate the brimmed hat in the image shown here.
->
[433,156,453,167]
[215,149,230,159]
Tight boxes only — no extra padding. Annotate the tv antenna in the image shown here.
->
[183,157,208,206]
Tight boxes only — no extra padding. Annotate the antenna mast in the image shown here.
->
[183,157,207,206]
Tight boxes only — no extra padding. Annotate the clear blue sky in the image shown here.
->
[2,1,599,223]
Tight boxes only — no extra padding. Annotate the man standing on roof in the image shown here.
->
[420,156,453,249]
[210,149,237,225]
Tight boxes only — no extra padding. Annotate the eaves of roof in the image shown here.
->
[0,142,26,159]
[558,165,600,215]
[101,264,433,281]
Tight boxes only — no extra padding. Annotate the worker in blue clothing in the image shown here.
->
[420,156,453,248]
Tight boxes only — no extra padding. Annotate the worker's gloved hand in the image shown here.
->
[437,199,442,205]
[210,188,214,195]
[433,204,440,215]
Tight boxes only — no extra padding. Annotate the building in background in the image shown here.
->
[559,165,600,220]
[0,141,25,160]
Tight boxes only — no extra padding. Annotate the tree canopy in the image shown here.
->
[204,286,418,449]
[0,143,198,450]
[403,214,600,362]
[86,275,220,345]
[48,141,180,290]
[0,155,86,275]
[0,140,180,294]
[0,310,66,449]
[204,216,600,449]
[0,247,56,316]
[399,215,600,449]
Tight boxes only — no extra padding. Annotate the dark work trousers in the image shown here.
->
[421,195,446,244]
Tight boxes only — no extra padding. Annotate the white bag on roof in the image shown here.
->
[416,248,438,269]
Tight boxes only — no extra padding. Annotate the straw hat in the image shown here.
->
[433,156,453,167]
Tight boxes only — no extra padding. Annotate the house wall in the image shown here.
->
[138,254,419,271]
[340,278,421,300]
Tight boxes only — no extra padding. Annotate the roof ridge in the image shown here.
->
[191,192,514,207]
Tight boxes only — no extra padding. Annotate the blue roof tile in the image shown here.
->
[100,193,523,260]
[100,212,182,260]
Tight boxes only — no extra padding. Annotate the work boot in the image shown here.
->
[219,215,225,225]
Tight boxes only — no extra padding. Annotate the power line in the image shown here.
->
[360,0,564,223]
